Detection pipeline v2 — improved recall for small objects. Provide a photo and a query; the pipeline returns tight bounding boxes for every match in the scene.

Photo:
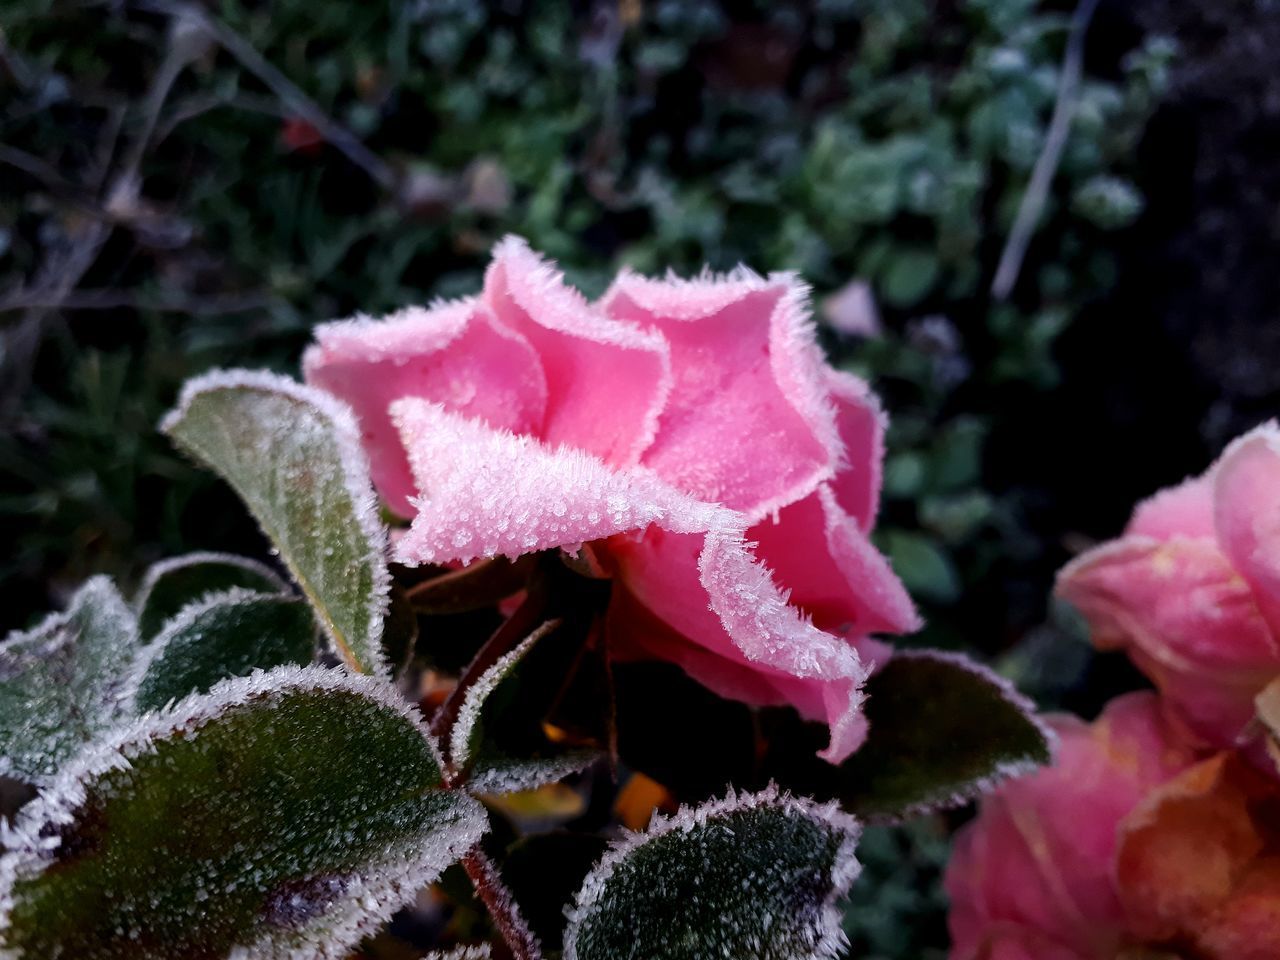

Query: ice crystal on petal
[391,399,736,567]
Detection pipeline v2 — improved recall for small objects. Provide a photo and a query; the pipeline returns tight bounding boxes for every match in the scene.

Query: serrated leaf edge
[0,663,459,959]
[562,783,862,960]
[124,587,315,712]
[869,649,1058,822]
[160,369,392,677]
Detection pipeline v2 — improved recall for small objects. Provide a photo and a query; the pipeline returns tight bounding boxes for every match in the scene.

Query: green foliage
[0,578,135,782]
[828,652,1052,821]
[132,590,316,710]
[563,787,861,960]
[161,371,390,676]
[134,552,288,639]
[0,667,486,960]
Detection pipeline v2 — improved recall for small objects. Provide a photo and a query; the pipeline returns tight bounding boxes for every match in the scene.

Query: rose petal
[609,525,871,761]
[749,485,919,642]
[1213,421,1280,633]
[826,369,887,530]
[945,694,1195,960]
[1056,535,1280,748]
[483,236,670,466]
[1115,753,1274,951]
[390,398,732,566]
[1126,475,1215,540]
[602,267,840,522]
[303,299,547,516]
[1197,859,1280,960]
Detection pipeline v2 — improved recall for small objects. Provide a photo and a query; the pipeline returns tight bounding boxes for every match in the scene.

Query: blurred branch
[134,0,397,192]
[991,0,1101,301]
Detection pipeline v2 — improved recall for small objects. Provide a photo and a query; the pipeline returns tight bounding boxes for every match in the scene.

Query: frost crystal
[0,665,485,960]
[0,577,136,783]
[133,551,289,638]
[128,588,317,712]
[161,369,391,676]
[563,784,861,960]
[391,398,736,567]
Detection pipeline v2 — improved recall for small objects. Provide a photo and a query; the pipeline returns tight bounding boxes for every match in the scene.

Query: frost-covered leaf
[0,665,487,960]
[0,578,135,783]
[423,947,492,960]
[449,621,598,794]
[134,552,289,639]
[161,370,391,676]
[831,650,1053,821]
[563,785,860,960]
[130,589,317,712]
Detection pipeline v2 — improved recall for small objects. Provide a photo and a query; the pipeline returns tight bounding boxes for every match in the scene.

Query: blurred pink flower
[945,693,1199,960]
[1056,422,1280,752]
[303,237,919,762]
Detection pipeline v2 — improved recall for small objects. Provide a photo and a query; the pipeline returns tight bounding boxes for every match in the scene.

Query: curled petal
[945,694,1196,960]
[1056,536,1280,748]
[1213,421,1280,633]
[1116,752,1280,958]
[1126,475,1215,540]
[303,299,547,516]
[602,267,840,522]
[749,484,920,641]
[484,236,671,466]
[610,525,872,762]
[826,369,887,530]
[390,399,733,567]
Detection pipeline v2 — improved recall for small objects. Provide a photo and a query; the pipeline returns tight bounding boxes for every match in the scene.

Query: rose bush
[303,236,919,762]
[1056,422,1280,752]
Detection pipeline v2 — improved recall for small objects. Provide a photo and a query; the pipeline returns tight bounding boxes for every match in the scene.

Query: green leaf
[161,370,391,676]
[0,666,487,959]
[879,247,939,308]
[883,530,960,604]
[131,589,317,711]
[563,786,861,960]
[134,552,289,639]
[0,577,135,782]
[831,651,1052,821]
[450,621,598,794]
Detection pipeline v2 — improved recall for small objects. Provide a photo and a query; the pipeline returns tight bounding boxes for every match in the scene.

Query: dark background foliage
[2,1,1278,956]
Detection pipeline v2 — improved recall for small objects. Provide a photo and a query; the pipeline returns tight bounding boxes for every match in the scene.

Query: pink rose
[303,237,919,762]
[1055,423,1280,752]
[945,693,1199,960]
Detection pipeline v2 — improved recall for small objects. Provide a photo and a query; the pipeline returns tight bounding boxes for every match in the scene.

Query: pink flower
[945,693,1199,960]
[303,237,919,762]
[1055,423,1280,752]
